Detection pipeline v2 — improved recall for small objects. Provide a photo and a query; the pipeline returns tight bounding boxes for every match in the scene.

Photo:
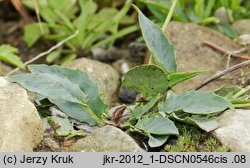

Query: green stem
[232,85,250,98]
[81,105,105,127]
[148,55,154,64]
[66,130,86,139]
[233,103,250,108]
[162,0,178,32]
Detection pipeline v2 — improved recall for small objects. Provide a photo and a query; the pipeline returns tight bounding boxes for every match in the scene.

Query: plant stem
[81,105,105,127]
[162,0,178,32]
[202,40,250,60]
[233,103,250,108]
[232,85,250,98]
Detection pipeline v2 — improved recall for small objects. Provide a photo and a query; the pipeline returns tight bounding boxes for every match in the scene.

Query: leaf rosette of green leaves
[8,65,108,126]
[121,6,233,147]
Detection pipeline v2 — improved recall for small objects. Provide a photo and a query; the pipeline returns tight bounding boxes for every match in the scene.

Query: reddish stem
[202,40,250,60]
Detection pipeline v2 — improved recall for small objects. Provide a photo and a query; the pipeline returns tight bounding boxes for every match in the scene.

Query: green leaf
[47,116,75,136]
[58,54,77,65]
[168,70,207,87]
[0,45,25,69]
[48,0,76,13]
[148,134,169,148]
[24,23,49,47]
[135,115,179,135]
[28,64,107,117]
[131,94,162,118]
[214,86,241,98]
[123,65,168,97]
[216,23,238,38]
[215,86,250,108]
[159,90,233,114]
[204,0,216,18]
[92,25,139,49]
[133,5,177,72]
[49,99,96,126]
[195,0,204,18]
[46,50,62,63]
[170,113,219,132]
[8,73,88,104]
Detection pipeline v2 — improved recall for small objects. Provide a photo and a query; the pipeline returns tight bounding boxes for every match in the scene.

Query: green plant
[140,0,242,38]
[23,0,138,65]
[0,44,25,70]
[7,4,249,149]
[120,5,247,148]
[164,123,229,152]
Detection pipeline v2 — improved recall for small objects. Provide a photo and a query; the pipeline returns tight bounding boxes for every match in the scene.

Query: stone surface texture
[0,77,43,151]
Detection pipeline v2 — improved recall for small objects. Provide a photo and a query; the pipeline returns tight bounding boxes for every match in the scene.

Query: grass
[163,122,229,152]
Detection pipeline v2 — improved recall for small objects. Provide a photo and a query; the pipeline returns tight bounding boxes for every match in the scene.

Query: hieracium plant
[7,2,249,148]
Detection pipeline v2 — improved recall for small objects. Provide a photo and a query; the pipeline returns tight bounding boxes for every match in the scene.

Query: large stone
[232,19,250,35]
[63,126,144,152]
[0,77,43,151]
[165,22,249,92]
[214,109,250,152]
[67,58,119,105]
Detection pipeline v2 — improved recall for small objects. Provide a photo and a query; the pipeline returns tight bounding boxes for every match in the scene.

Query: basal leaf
[135,115,179,135]
[28,64,107,117]
[159,90,233,114]
[123,65,168,97]
[168,70,207,87]
[131,94,161,118]
[0,45,25,70]
[170,112,219,132]
[7,73,88,104]
[134,5,177,72]
[49,99,96,126]
[47,116,75,136]
[148,134,169,148]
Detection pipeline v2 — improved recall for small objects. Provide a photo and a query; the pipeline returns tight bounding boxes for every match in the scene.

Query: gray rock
[91,47,130,63]
[34,136,60,152]
[129,42,147,63]
[0,77,43,151]
[119,86,138,103]
[232,19,250,35]
[67,58,120,105]
[214,7,231,23]
[63,125,144,152]
[165,22,250,92]
[214,109,250,152]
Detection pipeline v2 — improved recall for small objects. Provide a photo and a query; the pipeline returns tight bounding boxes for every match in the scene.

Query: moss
[164,123,229,152]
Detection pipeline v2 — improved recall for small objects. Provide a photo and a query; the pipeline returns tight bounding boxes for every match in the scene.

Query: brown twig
[11,0,33,24]
[195,59,250,90]
[202,40,250,60]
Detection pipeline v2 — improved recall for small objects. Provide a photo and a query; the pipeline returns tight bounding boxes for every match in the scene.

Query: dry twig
[195,59,250,90]
[202,40,250,60]
[5,31,79,76]
[11,0,33,24]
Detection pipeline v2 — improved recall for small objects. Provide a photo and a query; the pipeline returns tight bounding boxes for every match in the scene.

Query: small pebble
[91,47,130,62]
[119,86,138,103]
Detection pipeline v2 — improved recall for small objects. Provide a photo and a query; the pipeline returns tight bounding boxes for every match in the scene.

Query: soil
[166,22,250,92]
